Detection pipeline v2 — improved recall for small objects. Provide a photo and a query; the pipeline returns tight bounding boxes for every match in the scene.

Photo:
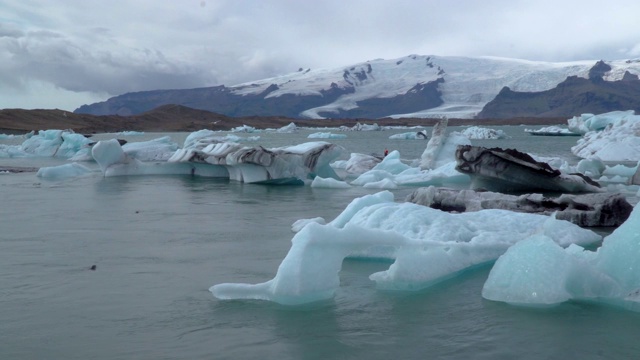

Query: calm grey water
[2,126,640,360]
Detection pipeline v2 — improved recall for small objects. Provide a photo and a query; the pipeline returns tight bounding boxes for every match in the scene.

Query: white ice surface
[211,191,600,305]
[483,202,640,311]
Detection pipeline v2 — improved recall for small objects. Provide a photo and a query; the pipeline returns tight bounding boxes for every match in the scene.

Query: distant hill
[1,105,566,133]
[74,55,640,120]
[478,61,640,118]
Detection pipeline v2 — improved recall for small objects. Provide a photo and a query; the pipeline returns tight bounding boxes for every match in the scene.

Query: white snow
[210,191,601,305]
[228,55,640,119]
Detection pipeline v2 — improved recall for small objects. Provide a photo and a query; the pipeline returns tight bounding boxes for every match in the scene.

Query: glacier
[229,55,640,119]
[210,191,601,305]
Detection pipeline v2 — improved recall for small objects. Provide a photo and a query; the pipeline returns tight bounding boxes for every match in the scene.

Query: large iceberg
[455,145,602,193]
[482,202,640,311]
[211,191,601,305]
[571,114,640,162]
[92,136,344,184]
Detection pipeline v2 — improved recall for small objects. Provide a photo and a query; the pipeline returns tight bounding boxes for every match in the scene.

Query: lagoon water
[2,126,640,359]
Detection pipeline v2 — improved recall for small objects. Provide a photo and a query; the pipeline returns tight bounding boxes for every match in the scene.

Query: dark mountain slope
[478,62,640,118]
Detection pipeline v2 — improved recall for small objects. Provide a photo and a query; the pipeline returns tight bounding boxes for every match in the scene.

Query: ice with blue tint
[311,176,351,188]
[569,111,640,161]
[388,130,428,140]
[231,125,260,133]
[276,122,299,133]
[12,130,92,158]
[567,110,637,134]
[307,132,347,139]
[349,144,470,188]
[93,136,344,184]
[36,163,94,180]
[121,136,179,161]
[483,203,640,311]
[211,191,601,305]
[330,153,381,177]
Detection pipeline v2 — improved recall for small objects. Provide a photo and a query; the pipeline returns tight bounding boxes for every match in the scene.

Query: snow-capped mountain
[75,55,640,119]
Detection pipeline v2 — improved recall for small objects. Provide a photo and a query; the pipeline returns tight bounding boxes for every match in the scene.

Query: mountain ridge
[74,55,640,119]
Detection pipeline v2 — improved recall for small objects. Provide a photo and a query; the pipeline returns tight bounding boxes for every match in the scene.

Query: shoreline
[0,107,569,134]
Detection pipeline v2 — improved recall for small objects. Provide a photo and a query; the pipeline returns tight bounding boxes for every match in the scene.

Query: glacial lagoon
[2,125,640,359]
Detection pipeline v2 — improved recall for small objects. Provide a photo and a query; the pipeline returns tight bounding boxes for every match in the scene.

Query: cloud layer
[2,0,640,110]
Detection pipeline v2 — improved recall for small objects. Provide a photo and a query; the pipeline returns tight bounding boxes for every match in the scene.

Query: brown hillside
[0,105,568,134]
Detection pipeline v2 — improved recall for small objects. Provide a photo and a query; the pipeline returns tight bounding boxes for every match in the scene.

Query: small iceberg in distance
[307,132,347,139]
[388,130,428,140]
[524,126,580,136]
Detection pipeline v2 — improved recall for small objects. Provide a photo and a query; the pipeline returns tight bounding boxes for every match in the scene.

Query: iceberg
[276,122,299,133]
[18,129,92,159]
[388,130,428,140]
[310,176,351,188]
[307,132,347,139]
[211,191,601,305]
[567,110,637,134]
[36,163,94,180]
[482,203,640,311]
[406,186,632,227]
[92,137,344,184]
[460,126,509,139]
[524,126,580,136]
[571,116,640,162]
[330,153,382,177]
[455,145,602,193]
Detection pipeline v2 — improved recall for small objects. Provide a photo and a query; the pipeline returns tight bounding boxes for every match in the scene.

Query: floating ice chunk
[372,150,411,174]
[420,118,471,170]
[277,122,299,133]
[576,157,606,177]
[116,131,144,136]
[524,126,580,136]
[461,126,509,139]
[571,112,640,161]
[121,136,179,161]
[483,203,640,311]
[567,110,636,134]
[363,178,398,189]
[482,235,581,305]
[36,163,93,180]
[307,132,347,139]
[291,217,326,233]
[231,125,260,133]
[330,153,381,176]
[96,137,343,184]
[311,176,351,188]
[211,191,600,305]
[18,129,92,158]
[388,130,428,140]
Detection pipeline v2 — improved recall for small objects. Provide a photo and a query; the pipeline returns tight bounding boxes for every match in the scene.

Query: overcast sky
[2,0,640,111]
